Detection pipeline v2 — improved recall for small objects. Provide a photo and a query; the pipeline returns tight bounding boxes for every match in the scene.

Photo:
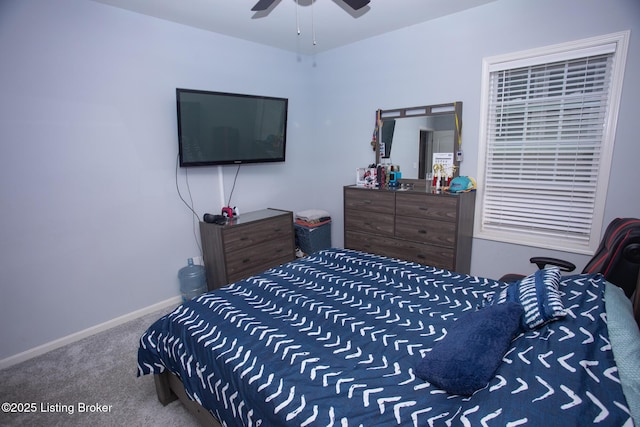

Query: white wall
[1,0,639,362]
[313,0,640,280]
[0,0,318,360]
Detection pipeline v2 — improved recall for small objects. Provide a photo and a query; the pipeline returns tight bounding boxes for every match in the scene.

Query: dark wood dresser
[199,208,296,290]
[344,186,475,273]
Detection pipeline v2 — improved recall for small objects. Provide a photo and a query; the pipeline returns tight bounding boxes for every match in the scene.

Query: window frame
[474,31,630,255]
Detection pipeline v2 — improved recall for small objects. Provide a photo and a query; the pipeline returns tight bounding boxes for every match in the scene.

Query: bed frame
[152,274,640,427]
[154,370,222,427]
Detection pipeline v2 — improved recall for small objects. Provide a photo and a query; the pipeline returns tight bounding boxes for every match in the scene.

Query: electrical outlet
[192,256,204,266]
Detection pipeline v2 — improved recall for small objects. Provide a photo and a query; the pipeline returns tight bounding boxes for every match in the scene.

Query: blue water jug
[178,258,207,302]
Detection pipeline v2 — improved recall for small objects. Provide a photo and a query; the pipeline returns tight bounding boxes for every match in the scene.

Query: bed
[138,248,640,426]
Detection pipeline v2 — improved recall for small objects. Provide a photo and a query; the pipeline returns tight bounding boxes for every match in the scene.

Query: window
[475,32,629,254]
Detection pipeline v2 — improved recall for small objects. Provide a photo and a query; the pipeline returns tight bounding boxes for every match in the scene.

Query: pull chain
[311,0,316,45]
[294,0,317,47]
[296,0,300,35]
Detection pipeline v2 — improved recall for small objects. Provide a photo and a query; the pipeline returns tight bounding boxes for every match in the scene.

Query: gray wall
[1,0,639,361]
[0,0,318,360]
[312,0,640,279]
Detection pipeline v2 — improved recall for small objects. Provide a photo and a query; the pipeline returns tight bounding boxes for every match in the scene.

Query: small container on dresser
[343,186,475,274]
[199,208,296,290]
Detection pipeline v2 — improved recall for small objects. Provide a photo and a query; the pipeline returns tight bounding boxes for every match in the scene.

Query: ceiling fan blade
[251,0,277,12]
[343,0,370,10]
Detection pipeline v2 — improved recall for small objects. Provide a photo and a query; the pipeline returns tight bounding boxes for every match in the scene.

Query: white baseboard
[0,296,182,371]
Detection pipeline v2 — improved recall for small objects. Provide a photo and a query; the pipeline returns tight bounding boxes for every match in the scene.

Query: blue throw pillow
[416,302,524,396]
[492,267,565,330]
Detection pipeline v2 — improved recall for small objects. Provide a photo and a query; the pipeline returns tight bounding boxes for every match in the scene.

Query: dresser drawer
[345,209,394,237]
[227,255,293,284]
[396,192,458,221]
[344,188,395,215]
[395,216,457,247]
[394,242,454,271]
[223,216,291,252]
[226,239,292,283]
[345,231,403,260]
[346,230,454,270]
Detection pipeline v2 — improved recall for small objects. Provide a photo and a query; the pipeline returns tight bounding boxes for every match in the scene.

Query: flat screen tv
[176,89,288,167]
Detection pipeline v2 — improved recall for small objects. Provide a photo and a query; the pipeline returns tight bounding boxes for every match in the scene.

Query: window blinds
[481,52,614,247]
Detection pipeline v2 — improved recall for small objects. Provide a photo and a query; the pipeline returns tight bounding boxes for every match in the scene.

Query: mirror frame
[375,101,462,187]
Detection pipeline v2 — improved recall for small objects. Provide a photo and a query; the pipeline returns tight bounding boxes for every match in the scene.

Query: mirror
[376,102,462,181]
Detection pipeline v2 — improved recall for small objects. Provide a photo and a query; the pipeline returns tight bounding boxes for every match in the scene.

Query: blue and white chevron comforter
[138,248,633,426]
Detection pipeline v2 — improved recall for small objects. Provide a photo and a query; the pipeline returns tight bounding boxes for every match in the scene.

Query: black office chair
[500,218,640,298]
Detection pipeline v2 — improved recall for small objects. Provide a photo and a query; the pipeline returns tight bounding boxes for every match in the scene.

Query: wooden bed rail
[154,371,222,427]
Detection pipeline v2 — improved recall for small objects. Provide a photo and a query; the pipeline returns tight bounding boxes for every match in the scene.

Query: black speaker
[203,213,227,224]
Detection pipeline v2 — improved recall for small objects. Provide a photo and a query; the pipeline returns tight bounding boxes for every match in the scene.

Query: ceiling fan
[252,0,371,12]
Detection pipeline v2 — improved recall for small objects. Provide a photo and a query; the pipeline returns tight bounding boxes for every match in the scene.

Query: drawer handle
[242,258,250,264]
[240,237,249,241]
[418,230,426,234]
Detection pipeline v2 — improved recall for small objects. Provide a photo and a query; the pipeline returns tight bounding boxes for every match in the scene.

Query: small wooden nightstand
[199,208,296,290]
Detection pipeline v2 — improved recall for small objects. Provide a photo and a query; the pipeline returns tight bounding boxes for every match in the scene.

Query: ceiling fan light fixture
[252,0,371,13]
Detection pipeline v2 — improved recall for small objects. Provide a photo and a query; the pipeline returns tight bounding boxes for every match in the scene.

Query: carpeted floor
[0,307,201,427]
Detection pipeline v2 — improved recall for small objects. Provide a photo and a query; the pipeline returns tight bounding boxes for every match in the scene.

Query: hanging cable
[175,153,202,255]
[227,164,241,207]
[176,153,198,218]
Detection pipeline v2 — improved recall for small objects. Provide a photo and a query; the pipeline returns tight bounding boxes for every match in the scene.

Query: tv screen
[176,89,288,167]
